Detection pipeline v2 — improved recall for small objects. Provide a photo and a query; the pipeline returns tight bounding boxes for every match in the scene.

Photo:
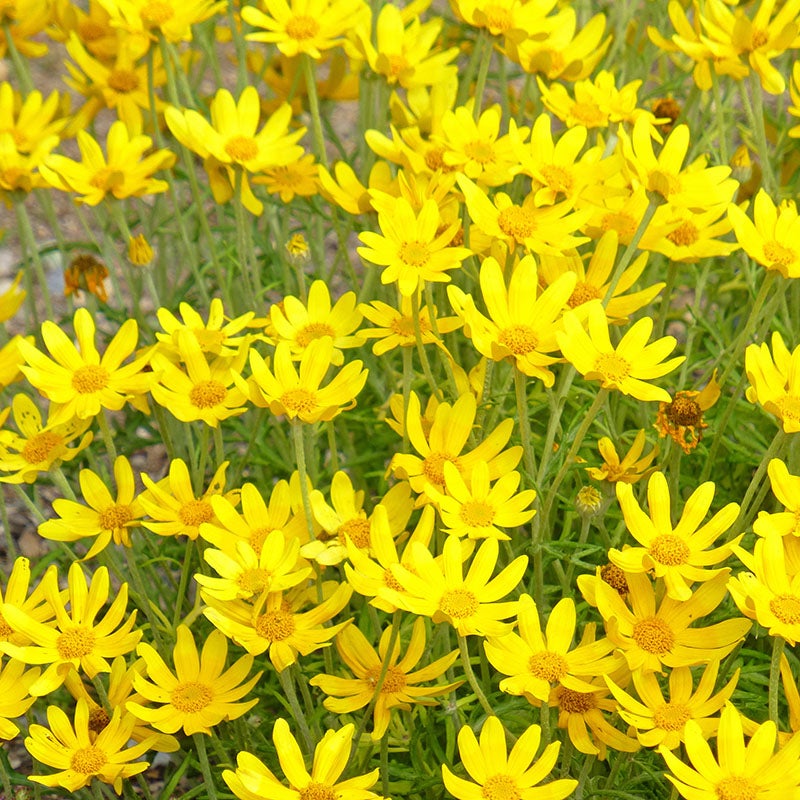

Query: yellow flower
[203,583,352,672]
[583,571,751,674]
[41,121,175,205]
[310,618,461,740]
[753,458,800,537]
[244,338,368,424]
[223,718,381,800]
[358,196,471,296]
[0,556,57,647]
[127,233,153,265]
[0,129,59,195]
[791,61,800,138]
[0,393,93,484]
[0,83,66,154]
[745,331,800,432]
[242,0,369,59]
[610,472,740,601]
[442,715,577,800]
[165,88,305,215]
[0,0,51,58]
[448,254,576,386]
[18,307,153,426]
[383,536,527,637]
[25,699,157,794]
[0,271,25,322]
[586,429,659,484]
[126,625,261,736]
[641,205,738,263]
[253,152,319,202]
[390,390,522,496]
[38,455,145,558]
[660,704,800,800]
[0,562,141,696]
[424,460,536,540]
[557,300,684,403]
[485,595,621,703]
[98,0,226,43]
[0,335,31,390]
[728,189,800,278]
[606,661,739,750]
[0,658,40,740]
[656,372,721,454]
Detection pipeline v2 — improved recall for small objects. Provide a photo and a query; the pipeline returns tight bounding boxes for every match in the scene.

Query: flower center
[141,0,174,25]
[391,315,428,339]
[383,566,406,591]
[255,608,296,641]
[528,651,568,682]
[715,775,758,800]
[648,170,681,200]
[78,20,106,40]
[481,774,520,800]
[193,328,227,352]
[421,452,462,487]
[179,499,214,528]
[99,503,134,531]
[480,5,512,32]
[497,205,536,241]
[463,140,496,165]
[398,241,431,267]
[653,702,691,731]
[89,166,120,190]
[632,617,675,655]
[774,395,800,423]
[71,746,107,774]
[667,221,699,247]
[568,282,601,308]
[298,783,336,800]
[459,501,496,528]
[571,102,606,127]
[600,563,629,595]
[338,517,371,549]
[556,686,598,713]
[769,594,800,624]
[438,588,479,619]
[540,164,573,195]
[366,664,407,693]
[88,706,110,733]
[666,393,702,426]
[237,567,272,595]
[225,135,258,163]
[280,388,318,414]
[0,611,13,639]
[763,240,796,269]
[72,365,110,394]
[750,28,769,49]
[286,14,319,40]
[249,526,275,555]
[648,534,690,566]
[21,431,64,464]
[107,69,140,93]
[171,681,213,713]
[190,380,227,409]
[593,352,631,384]
[296,322,336,348]
[601,211,637,239]
[425,146,446,171]
[499,324,538,355]
[56,627,96,659]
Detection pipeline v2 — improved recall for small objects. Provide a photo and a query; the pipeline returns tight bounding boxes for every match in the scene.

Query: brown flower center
[421,452,462,487]
[179,499,214,528]
[568,282,601,308]
[600,563,629,596]
[21,431,64,464]
[366,664,407,693]
[107,69,140,93]
[338,517,371,549]
[99,503,134,531]
[88,706,110,733]
[769,594,800,624]
[632,617,675,655]
[666,221,699,247]
[666,393,702,426]
[556,686,597,713]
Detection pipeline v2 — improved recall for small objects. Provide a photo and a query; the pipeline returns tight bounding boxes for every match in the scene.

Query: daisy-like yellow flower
[382,536,527,637]
[357,196,471,297]
[242,0,369,59]
[0,557,57,647]
[0,335,31,391]
[139,458,235,540]
[656,372,721,454]
[0,84,66,155]
[484,595,621,703]
[126,625,261,736]
[358,294,462,355]
[745,331,800,432]
[728,189,800,278]
[244,338,368,424]
[660,704,800,800]
[149,331,249,426]
[0,658,40,740]
[610,472,740,601]
[0,0,51,59]
[0,272,25,323]
[269,280,364,365]
[38,455,144,558]
[0,562,141,696]
[583,571,751,674]
[41,121,175,205]
[0,393,93,484]
[424,460,535,540]
[203,583,352,672]
[641,205,738,263]
[606,661,739,750]
[557,300,684,403]
[18,307,153,426]
[25,699,157,794]
[442,715,577,800]
[224,718,381,800]
[165,88,305,215]
[390,391,522,496]
[0,129,57,196]
[253,153,319,202]
[458,176,590,257]
[448,254,576,386]
[753,458,800,538]
[310,618,462,740]
[586,429,658,484]
[155,298,255,359]
[98,0,226,43]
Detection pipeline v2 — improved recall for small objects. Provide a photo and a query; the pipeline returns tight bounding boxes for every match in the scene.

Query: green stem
[741,70,777,194]
[301,54,329,169]
[711,71,729,165]
[291,418,316,541]
[192,732,219,800]
[278,668,315,754]
[603,200,658,305]
[172,540,195,628]
[232,167,257,306]
[457,634,495,719]
[401,344,413,454]
[472,32,493,121]
[769,635,785,727]
[14,198,53,323]
[97,409,118,463]
[575,753,596,800]
[514,367,536,480]
[411,292,443,400]
[2,22,34,92]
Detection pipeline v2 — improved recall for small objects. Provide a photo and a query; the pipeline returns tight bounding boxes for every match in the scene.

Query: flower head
[586,429,658,484]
